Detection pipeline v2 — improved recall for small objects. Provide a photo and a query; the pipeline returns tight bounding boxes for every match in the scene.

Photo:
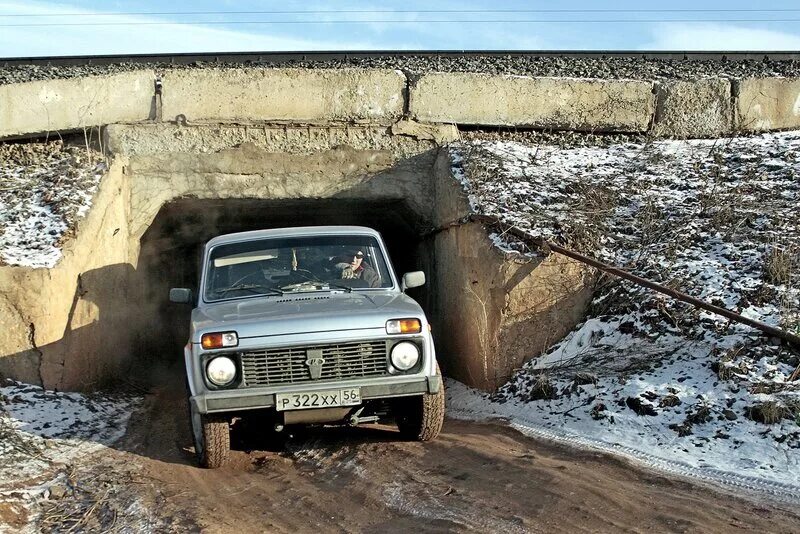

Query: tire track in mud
[54,381,800,533]
[448,407,800,507]
[284,432,530,532]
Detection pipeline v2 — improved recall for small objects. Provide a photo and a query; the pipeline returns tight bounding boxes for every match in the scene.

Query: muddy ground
[16,373,798,534]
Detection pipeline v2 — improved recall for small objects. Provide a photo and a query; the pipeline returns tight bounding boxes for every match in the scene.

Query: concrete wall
[160,68,406,124]
[427,152,595,390]
[652,79,733,137]
[410,73,655,132]
[736,77,800,132]
[0,71,155,139]
[0,160,135,389]
[2,69,800,140]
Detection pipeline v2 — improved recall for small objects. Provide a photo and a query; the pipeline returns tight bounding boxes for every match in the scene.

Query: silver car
[170,226,444,468]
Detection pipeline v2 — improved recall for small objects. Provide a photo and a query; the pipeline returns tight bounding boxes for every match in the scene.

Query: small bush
[572,372,597,388]
[526,374,557,401]
[659,394,682,408]
[590,403,607,420]
[685,403,713,425]
[764,245,794,285]
[625,396,658,416]
[746,401,790,425]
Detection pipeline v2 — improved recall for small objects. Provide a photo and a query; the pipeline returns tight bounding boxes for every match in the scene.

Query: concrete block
[653,79,733,138]
[410,73,655,132]
[390,119,459,144]
[161,68,406,124]
[0,71,155,139]
[737,77,800,131]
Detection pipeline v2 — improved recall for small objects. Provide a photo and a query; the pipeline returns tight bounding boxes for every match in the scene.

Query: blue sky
[2,1,800,57]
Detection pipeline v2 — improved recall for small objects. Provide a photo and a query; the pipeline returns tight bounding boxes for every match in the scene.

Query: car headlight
[206,356,237,386]
[390,341,420,371]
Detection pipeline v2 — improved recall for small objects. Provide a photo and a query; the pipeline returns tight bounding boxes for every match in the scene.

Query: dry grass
[746,401,792,425]
[764,245,795,286]
[526,374,557,401]
[763,244,799,333]
[659,394,682,408]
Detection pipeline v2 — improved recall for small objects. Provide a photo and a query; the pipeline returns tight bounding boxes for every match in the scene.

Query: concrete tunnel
[0,125,595,393]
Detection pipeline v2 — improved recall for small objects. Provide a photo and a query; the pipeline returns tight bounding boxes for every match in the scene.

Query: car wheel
[190,402,230,468]
[396,375,445,442]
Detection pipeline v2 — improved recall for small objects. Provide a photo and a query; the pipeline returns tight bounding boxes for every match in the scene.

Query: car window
[204,235,394,302]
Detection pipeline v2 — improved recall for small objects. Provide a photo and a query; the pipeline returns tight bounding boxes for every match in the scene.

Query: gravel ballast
[2,54,800,85]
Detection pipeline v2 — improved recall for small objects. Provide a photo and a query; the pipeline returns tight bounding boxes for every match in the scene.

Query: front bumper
[193,375,442,414]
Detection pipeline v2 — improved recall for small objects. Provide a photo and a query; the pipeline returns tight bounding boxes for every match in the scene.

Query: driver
[334,250,380,287]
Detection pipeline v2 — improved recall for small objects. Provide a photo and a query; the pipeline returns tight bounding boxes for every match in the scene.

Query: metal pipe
[470,214,800,348]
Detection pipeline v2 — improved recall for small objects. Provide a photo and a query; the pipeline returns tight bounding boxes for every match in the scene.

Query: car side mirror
[401,271,425,292]
[169,288,193,304]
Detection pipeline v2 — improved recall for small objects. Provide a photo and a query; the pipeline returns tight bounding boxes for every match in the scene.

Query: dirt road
[47,383,800,533]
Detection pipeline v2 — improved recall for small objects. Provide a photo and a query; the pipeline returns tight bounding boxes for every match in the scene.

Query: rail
[3,50,800,67]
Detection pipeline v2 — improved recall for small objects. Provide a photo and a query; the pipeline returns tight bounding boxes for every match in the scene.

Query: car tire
[396,372,445,442]
[190,402,230,468]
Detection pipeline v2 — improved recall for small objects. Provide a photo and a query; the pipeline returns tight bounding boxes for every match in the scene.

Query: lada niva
[170,226,444,468]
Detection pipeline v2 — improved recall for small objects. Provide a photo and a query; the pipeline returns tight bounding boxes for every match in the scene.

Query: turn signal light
[201,331,238,350]
[386,319,422,334]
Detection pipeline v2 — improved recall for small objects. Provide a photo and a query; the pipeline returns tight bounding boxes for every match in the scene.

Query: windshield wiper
[213,284,284,297]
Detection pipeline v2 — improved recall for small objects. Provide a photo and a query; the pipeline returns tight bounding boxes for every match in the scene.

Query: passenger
[335,250,380,287]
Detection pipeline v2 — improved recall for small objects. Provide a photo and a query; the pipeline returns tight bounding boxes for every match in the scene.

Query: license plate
[275,388,361,411]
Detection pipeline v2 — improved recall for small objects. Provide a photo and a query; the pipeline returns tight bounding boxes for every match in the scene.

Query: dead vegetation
[0,137,106,266]
[746,401,794,425]
[525,374,557,401]
[33,457,182,533]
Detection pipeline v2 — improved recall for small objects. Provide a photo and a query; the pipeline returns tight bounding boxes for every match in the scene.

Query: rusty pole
[470,214,800,349]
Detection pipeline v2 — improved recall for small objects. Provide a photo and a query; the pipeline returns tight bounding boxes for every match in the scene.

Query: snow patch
[450,130,800,499]
[0,381,138,532]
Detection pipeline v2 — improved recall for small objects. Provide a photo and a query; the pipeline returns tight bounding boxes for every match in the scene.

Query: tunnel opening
[134,198,434,370]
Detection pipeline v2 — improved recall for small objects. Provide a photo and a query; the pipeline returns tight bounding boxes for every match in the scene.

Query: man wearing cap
[334,250,380,287]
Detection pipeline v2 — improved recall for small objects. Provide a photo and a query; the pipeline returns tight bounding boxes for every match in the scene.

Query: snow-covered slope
[0,381,138,533]
[450,131,800,494]
[0,141,105,268]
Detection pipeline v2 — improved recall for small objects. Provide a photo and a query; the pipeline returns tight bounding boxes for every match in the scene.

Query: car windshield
[203,234,394,302]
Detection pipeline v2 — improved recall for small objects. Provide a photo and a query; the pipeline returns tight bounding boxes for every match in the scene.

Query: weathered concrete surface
[0,71,154,140]
[737,77,800,131]
[426,152,595,390]
[161,68,405,124]
[0,160,135,390]
[0,294,40,385]
[390,119,460,144]
[126,144,397,240]
[653,79,733,138]
[105,123,440,237]
[104,123,433,158]
[411,73,655,132]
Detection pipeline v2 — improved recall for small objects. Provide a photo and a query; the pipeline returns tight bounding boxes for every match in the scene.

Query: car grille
[240,340,390,387]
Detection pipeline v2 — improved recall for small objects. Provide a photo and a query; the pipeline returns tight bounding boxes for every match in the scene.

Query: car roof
[205,225,383,248]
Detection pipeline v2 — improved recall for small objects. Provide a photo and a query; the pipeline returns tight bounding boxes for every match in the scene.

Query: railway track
[3,50,800,67]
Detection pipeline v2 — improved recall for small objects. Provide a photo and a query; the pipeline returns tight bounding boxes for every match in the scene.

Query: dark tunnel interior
[134,198,434,365]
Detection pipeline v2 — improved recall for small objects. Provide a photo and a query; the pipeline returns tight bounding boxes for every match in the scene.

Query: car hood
[190,291,424,342]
